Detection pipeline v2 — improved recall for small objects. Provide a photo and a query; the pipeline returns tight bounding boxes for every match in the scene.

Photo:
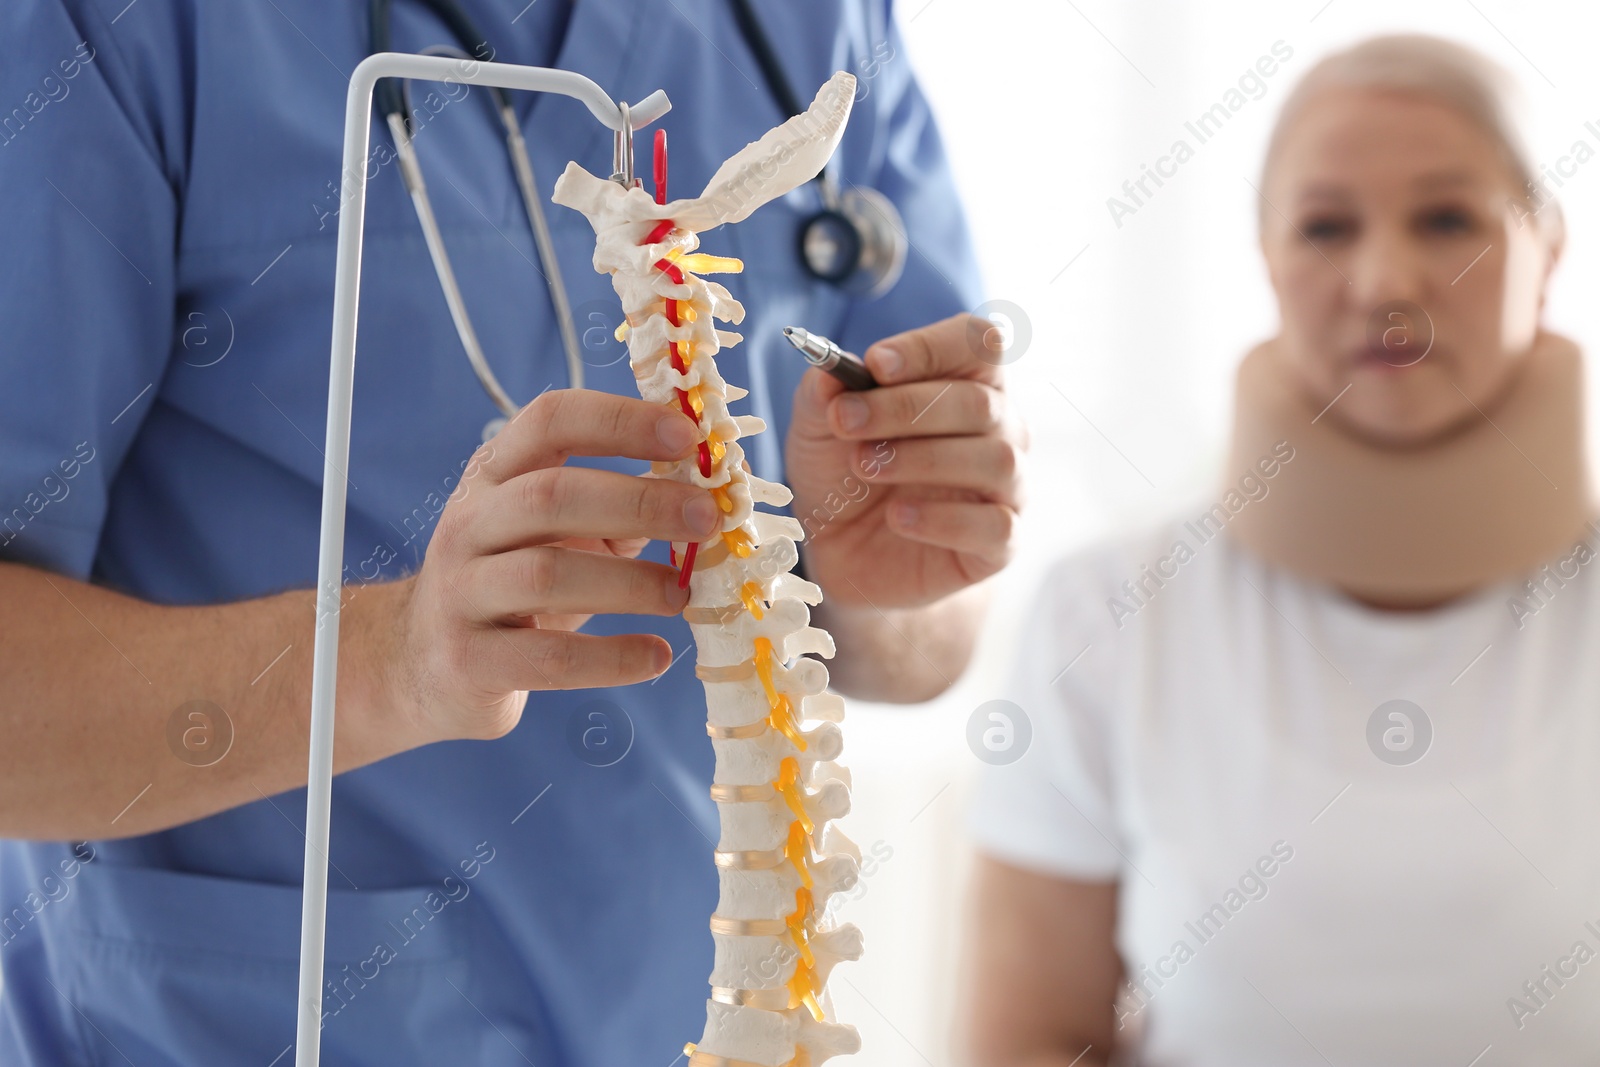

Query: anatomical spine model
[552,73,863,1066]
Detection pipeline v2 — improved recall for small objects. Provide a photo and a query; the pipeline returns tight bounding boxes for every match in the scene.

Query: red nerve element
[654,129,668,205]
[655,260,713,480]
[656,259,685,286]
[679,541,699,589]
[639,130,708,587]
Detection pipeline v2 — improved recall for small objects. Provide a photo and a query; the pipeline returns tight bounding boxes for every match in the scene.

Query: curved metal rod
[295,51,669,1067]
[356,51,670,130]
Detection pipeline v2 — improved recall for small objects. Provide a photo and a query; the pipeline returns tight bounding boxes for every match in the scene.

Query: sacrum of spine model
[553,72,864,1066]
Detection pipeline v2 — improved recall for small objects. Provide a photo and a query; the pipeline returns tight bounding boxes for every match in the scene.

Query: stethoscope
[369,0,908,439]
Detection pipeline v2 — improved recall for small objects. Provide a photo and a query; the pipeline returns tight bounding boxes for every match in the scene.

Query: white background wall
[832,1,1600,1062]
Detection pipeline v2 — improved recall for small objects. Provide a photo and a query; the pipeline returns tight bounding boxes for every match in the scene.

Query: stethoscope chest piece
[798,181,908,299]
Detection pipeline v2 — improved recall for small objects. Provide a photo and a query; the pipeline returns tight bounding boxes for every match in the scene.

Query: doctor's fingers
[827,378,1007,441]
[455,547,688,623]
[889,499,1017,571]
[442,467,722,556]
[474,390,701,484]
[854,435,1026,509]
[462,627,673,693]
[864,312,1006,389]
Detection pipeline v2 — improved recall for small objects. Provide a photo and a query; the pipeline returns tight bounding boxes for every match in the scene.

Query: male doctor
[0,1,1021,1063]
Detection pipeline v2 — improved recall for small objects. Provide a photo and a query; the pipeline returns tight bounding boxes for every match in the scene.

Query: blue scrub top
[0,1,981,1064]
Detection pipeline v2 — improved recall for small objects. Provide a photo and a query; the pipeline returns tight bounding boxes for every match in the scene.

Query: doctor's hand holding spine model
[0,2,1017,1064]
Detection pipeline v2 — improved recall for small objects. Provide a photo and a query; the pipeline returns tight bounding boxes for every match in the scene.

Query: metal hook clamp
[611,100,635,188]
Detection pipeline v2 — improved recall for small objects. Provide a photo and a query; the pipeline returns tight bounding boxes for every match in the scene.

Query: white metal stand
[294,52,669,1067]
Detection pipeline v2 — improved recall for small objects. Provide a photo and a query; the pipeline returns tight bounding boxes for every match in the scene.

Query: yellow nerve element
[722,528,754,557]
[678,253,744,274]
[769,693,806,751]
[753,637,808,751]
[783,820,813,889]
[788,957,825,1021]
[777,757,814,835]
[738,581,765,620]
[786,887,816,968]
[753,637,777,700]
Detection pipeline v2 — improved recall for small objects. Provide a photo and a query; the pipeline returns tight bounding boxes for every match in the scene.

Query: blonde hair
[1260,34,1562,242]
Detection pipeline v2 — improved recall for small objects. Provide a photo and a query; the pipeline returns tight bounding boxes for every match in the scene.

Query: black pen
[782,327,879,391]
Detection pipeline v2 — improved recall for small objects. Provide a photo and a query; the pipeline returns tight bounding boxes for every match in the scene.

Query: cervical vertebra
[554,72,863,1066]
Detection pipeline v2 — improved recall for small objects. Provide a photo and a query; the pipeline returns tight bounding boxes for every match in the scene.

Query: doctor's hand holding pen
[785,312,1027,703]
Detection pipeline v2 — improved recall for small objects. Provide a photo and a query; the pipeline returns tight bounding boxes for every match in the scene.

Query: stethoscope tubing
[376,0,907,435]
[390,42,587,424]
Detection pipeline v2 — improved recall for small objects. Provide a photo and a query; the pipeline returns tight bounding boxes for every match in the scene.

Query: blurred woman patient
[960,34,1600,1066]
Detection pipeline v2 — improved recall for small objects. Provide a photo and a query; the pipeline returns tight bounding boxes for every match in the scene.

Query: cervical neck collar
[1222,333,1595,607]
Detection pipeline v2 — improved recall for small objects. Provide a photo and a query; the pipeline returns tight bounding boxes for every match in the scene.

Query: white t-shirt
[969,513,1600,1066]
